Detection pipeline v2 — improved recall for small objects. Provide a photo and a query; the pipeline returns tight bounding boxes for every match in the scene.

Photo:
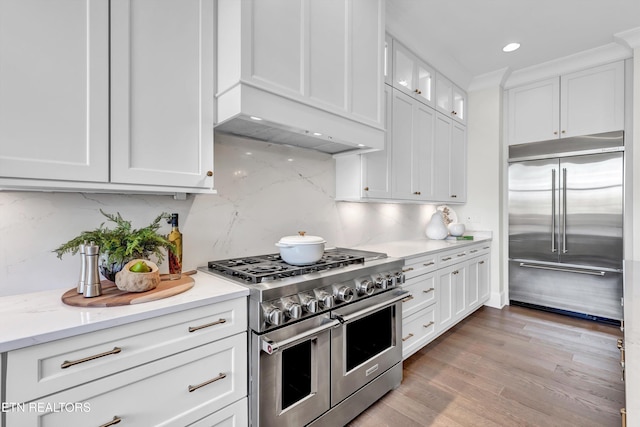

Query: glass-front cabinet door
[392,41,434,107]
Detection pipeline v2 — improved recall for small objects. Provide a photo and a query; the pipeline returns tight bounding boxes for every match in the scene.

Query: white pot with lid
[275,231,326,265]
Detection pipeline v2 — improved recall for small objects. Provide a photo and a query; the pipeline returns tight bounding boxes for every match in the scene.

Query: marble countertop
[0,272,248,353]
[355,231,493,260]
[623,260,640,424]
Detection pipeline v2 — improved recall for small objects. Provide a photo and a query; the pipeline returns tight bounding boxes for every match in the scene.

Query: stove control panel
[259,269,405,328]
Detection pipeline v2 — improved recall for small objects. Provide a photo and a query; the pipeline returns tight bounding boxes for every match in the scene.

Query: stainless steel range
[200,248,407,427]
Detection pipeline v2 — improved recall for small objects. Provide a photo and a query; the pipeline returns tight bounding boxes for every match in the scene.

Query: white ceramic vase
[425,212,449,240]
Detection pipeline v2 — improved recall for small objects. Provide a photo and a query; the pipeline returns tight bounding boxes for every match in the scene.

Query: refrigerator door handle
[519,262,605,276]
[562,167,568,254]
[551,169,557,253]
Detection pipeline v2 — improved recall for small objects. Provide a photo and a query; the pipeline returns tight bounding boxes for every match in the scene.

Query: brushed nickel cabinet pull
[364,187,369,191]
[188,372,227,392]
[413,191,421,195]
[402,295,414,303]
[99,416,122,427]
[483,246,490,249]
[423,262,435,266]
[423,321,435,328]
[423,288,435,294]
[451,194,457,198]
[402,333,414,342]
[442,257,452,261]
[61,347,122,369]
[457,253,466,257]
[189,318,227,333]
[402,267,414,272]
[479,261,485,264]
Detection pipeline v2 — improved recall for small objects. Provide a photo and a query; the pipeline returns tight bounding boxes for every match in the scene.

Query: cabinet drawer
[439,249,468,266]
[6,297,247,403]
[403,254,438,280]
[188,397,247,427]
[6,333,247,427]
[401,272,437,317]
[402,305,437,360]
[466,243,491,258]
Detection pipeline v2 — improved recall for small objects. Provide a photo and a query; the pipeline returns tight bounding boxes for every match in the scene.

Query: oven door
[330,289,408,405]
[251,314,339,427]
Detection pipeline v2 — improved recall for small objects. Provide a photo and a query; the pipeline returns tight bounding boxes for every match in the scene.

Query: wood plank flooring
[349,305,625,427]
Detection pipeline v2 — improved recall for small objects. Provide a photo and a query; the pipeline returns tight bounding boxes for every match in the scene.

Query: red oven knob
[263,306,284,326]
[335,285,354,303]
[356,279,374,296]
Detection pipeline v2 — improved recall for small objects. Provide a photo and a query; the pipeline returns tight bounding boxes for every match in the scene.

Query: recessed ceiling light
[313,132,322,136]
[502,42,520,53]
[250,116,263,121]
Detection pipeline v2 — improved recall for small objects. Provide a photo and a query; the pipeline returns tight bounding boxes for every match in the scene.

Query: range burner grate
[206,249,366,283]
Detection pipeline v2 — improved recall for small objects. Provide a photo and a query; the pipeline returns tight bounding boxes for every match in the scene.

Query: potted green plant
[54,210,176,281]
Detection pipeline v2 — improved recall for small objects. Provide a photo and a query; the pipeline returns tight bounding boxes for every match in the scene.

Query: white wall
[0,133,439,297]
[455,86,505,308]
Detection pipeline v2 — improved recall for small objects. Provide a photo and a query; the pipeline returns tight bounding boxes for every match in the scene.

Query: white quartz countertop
[0,272,248,353]
[623,260,640,425]
[355,231,492,260]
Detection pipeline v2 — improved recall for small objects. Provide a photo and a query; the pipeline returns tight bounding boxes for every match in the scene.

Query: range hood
[215,114,366,155]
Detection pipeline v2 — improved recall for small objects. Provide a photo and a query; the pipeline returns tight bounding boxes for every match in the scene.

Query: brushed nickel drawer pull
[457,253,466,257]
[423,288,435,294]
[470,249,478,253]
[423,262,435,266]
[442,257,452,261]
[99,416,122,427]
[61,347,122,369]
[402,267,414,272]
[479,261,485,264]
[189,318,227,333]
[188,372,227,392]
[423,321,435,328]
[402,295,414,303]
[483,246,490,250]
[402,333,414,342]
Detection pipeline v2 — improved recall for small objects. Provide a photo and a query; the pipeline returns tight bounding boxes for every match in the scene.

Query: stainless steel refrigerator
[508,131,624,323]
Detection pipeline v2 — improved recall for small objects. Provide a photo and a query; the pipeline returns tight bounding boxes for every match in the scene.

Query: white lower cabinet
[188,397,247,427]
[4,297,248,427]
[401,242,491,359]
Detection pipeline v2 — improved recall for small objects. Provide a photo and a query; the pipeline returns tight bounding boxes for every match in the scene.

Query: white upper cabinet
[507,61,624,145]
[435,73,467,125]
[110,0,214,189]
[0,0,109,183]
[216,0,385,153]
[392,41,435,107]
[391,89,436,201]
[434,112,467,203]
[0,0,215,193]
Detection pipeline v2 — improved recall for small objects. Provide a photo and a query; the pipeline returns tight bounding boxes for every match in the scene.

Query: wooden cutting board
[61,273,195,307]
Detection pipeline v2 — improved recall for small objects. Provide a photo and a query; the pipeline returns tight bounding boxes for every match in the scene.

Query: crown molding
[503,42,632,89]
[614,26,640,49]
[468,67,511,92]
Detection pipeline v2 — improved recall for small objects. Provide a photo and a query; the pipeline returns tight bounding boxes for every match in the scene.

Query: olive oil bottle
[167,213,182,280]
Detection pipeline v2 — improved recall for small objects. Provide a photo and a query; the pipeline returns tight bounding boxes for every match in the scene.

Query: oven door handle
[261,319,341,355]
[331,290,409,324]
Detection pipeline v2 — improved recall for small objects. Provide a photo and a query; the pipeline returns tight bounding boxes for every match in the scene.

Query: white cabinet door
[434,112,467,203]
[507,77,560,145]
[435,73,467,124]
[392,41,435,107]
[477,254,491,302]
[437,266,454,332]
[561,61,625,138]
[110,0,214,189]
[391,89,435,201]
[0,0,109,182]
[507,61,625,145]
[362,85,393,199]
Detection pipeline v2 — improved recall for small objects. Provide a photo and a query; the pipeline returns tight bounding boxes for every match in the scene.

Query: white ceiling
[386,0,640,88]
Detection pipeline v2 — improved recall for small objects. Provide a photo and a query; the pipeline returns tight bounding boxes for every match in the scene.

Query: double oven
[202,248,407,427]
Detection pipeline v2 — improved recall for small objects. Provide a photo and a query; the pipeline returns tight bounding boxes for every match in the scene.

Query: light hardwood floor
[349,305,625,427]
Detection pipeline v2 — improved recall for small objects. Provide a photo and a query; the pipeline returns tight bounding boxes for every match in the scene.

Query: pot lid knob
[298,231,306,236]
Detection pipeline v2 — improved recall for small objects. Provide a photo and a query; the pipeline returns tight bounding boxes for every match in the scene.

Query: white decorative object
[448,222,466,237]
[425,212,449,240]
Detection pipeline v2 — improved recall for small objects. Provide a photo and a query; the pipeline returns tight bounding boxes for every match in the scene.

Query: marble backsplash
[0,133,439,297]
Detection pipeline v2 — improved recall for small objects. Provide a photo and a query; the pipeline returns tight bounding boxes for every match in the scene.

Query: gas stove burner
[244,265,290,275]
[205,248,380,284]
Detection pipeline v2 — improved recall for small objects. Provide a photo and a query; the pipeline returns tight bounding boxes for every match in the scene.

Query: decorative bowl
[115,259,161,292]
